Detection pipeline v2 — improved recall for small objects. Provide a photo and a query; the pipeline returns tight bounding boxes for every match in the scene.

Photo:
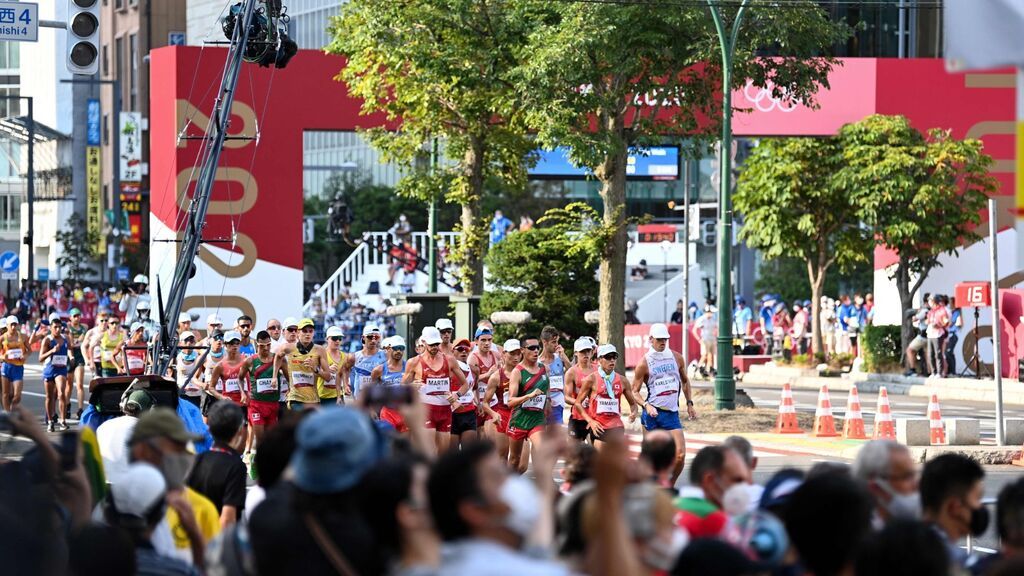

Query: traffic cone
[813,385,840,437]
[842,385,867,439]
[774,383,803,434]
[928,394,947,445]
[873,386,896,440]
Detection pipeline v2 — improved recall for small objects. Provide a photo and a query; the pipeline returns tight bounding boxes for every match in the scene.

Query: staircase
[303,231,461,314]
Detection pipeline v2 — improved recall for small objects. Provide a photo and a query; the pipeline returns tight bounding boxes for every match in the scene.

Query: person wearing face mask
[920,453,988,570]
[674,445,750,538]
[428,440,568,576]
[852,440,921,527]
[126,408,221,568]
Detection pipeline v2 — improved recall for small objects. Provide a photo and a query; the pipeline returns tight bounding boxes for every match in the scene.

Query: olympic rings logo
[742,81,801,113]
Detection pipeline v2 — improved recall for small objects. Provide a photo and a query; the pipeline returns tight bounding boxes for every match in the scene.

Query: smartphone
[58,430,79,471]
[365,384,413,408]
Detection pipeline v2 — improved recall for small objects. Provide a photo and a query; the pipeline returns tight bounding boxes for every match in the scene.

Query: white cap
[179,331,196,342]
[178,312,192,324]
[206,314,223,326]
[5,315,18,326]
[48,313,62,323]
[223,330,242,343]
[110,463,166,517]
[386,335,406,348]
[597,344,618,357]
[83,287,92,293]
[422,326,443,345]
[434,318,454,331]
[133,274,149,285]
[503,339,521,353]
[362,323,382,336]
[573,337,595,352]
[136,301,150,311]
[283,316,299,329]
[130,322,145,334]
[649,323,671,339]
[326,326,344,338]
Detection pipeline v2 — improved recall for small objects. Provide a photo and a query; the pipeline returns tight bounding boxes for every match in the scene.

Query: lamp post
[707,0,749,410]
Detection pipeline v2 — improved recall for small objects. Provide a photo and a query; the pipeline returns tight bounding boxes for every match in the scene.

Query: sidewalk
[740,363,1024,405]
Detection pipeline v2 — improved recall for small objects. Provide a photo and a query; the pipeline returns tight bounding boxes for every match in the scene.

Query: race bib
[51,354,67,367]
[101,351,113,362]
[128,356,145,371]
[293,371,315,387]
[6,348,22,360]
[502,391,510,405]
[523,393,546,411]
[457,390,475,406]
[549,375,564,391]
[596,396,621,415]
[92,346,101,361]
[357,375,371,390]
[423,377,450,396]
[648,377,678,397]
[322,377,337,389]
[225,378,241,393]
[256,378,276,394]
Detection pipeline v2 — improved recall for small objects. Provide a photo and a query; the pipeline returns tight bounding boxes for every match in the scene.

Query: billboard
[529,146,680,180]
[119,112,143,183]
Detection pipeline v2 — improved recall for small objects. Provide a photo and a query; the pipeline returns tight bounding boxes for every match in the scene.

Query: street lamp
[707,0,749,410]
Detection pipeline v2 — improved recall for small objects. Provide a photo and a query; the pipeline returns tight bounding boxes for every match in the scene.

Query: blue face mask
[181,350,197,362]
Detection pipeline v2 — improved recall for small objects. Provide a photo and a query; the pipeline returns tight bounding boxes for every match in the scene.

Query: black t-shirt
[186,445,247,514]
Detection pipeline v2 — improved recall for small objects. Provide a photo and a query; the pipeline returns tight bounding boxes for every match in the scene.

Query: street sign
[1,272,15,280]
[116,266,130,281]
[0,2,38,42]
[168,31,185,46]
[955,282,992,307]
[37,267,48,281]
[0,250,18,274]
[86,99,100,146]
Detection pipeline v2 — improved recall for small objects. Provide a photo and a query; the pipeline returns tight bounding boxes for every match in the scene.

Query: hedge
[861,324,902,373]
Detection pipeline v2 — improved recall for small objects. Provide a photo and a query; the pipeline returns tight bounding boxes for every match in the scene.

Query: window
[115,36,124,104]
[0,42,19,71]
[103,113,109,145]
[115,0,124,10]
[102,45,109,77]
[0,87,19,117]
[128,34,137,110]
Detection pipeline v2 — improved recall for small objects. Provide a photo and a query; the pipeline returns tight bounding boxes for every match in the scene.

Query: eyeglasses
[286,327,298,332]
[392,346,406,352]
[184,338,196,343]
[455,346,470,353]
[329,336,343,342]
[268,325,281,330]
[213,336,224,342]
[109,322,121,327]
[440,329,453,334]
[364,334,381,340]
[602,353,619,361]
[525,344,541,351]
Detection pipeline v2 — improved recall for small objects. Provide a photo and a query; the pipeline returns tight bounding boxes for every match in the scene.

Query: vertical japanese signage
[119,112,142,183]
[86,146,104,255]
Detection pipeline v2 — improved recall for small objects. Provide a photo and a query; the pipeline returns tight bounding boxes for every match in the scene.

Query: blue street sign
[87,99,100,146]
[168,31,185,46]
[37,268,48,281]
[0,250,18,273]
[116,266,130,281]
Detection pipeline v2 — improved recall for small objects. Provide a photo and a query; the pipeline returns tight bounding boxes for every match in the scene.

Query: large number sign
[955,282,992,308]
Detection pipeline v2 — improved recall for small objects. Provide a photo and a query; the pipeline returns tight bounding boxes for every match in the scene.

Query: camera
[365,384,413,408]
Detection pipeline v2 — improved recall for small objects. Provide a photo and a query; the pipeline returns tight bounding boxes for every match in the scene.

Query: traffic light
[67,0,100,75]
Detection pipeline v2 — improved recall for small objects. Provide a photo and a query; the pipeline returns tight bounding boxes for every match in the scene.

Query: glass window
[129,34,138,110]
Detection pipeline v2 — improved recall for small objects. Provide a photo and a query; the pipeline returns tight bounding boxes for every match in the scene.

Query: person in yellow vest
[282,318,331,411]
[98,315,126,377]
[1,315,44,411]
[318,325,349,405]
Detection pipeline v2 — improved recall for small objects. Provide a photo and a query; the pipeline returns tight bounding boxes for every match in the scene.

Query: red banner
[955,282,992,308]
[623,324,700,369]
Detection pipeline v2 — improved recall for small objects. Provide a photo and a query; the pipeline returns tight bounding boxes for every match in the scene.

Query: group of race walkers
[4,299,697,474]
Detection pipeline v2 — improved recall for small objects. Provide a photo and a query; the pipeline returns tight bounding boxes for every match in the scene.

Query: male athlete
[283,318,331,410]
[538,325,570,428]
[318,325,348,405]
[632,322,695,482]
[435,318,455,355]
[236,315,256,356]
[207,330,249,406]
[575,343,640,449]
[564,337,597,442]
[241,330,289,451]
[345,323,386,400]
[506,337,550,474]
[450,338,479,450]
[66,308,89,419]
[481,339,521,463]
[468,327,502,438]
[403,326,469,455]
[373,336,409,433]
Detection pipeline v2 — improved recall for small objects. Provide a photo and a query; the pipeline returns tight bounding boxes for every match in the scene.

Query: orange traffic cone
[929,394,947,445]
[873,386,896,440]
[774,383,803,434]
[813,385,840,437]
[842,385,867,439]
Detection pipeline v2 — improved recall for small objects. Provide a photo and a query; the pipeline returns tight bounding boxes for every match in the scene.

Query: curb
[907,446,1022,466]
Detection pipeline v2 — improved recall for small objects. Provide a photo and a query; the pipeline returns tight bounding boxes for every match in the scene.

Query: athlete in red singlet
[468,327,502,435]
[564,337,597,442]
[573,343,639,448]
[482,339,521,463]
[403,326,469,455]
[208,331,249,406]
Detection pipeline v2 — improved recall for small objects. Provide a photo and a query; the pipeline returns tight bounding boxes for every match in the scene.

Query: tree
[754,256,872,310]
[838,115,997,351]
[481,203,606,341]
[327,0,535,294]
[56,213,100,280]
[736,137,872,356]
[517,2,848,360]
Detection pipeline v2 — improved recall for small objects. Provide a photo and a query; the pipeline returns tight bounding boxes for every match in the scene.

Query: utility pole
[707,0,749,410]
[428,137,439,292]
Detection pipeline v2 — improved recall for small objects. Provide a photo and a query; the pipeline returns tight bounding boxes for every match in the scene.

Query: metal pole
[112,79,122,279]
[708,0,748,410]
[428,138,438,293]
[897,0,907,58]
[682,159,690,365]
[26,97,34,282]
[989,198,1005,445]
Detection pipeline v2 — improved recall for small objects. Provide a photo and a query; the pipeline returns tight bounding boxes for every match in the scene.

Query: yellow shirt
[287,347,319,404]
[165,487,220,558]
[100,331,124,370]
[317,349,346,400]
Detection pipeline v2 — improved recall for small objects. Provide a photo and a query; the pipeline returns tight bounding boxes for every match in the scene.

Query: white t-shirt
[96,416,138,484]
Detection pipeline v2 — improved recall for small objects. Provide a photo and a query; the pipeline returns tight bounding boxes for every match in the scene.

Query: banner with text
[86,146,104,255]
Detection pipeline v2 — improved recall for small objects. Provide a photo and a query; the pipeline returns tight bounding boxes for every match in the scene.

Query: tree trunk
[459,136,486,295]
[808,262,825,360]
[595,117,628,369]
[895,259,915,354]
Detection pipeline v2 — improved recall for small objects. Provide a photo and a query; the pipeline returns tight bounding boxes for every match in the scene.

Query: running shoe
[47,420,55,433]
[58,421,69,432]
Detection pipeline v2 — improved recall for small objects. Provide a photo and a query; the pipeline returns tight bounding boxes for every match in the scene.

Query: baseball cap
[283,317,299,329]
[69,308,82,316]
[503,339,521,353]
[421,326,442,345]
[136,301,150,311]
[386,335,406,349]
[454,338,472,349]
[5,315,17,326]
[597,344,618,357]
[109,463,166,517]
[573,337,595,352]
[649,323,671,339]
[223,330,242,343]
[129,408,204,445]
[291,407,387,494]
[362,323,381,336]
[124,389,156,413]
[179,331,196,342]
[474,327,493,339]
[326,326,344,338]
[435,318,454,331]
[130,322,145,334]
[48,313,62,324]
[759,469,805,513]
[178,312,192,323]
[297,318,314,329]
[206,314,223,326]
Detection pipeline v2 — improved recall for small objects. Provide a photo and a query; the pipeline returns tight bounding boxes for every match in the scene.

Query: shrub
[862,324,902,373]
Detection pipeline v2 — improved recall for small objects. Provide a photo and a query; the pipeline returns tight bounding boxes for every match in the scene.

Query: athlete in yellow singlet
[99,316,125,377]
[317,326,349,405]
[284,318,330,410]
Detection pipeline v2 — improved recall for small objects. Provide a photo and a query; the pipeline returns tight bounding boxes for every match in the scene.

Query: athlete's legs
[74,365,85,412]
[44,379,56,424]
[11,379,23,408]
[434,431,450,453]
[520,431,544,475]
[55,375,68,424]
[508,437,525,472]
[496,430,510,463]
[459,428,478,447]
[0,376,10,411]
[251,424,265,451]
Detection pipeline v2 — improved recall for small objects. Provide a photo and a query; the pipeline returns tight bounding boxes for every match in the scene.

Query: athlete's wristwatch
[686,399,694,406]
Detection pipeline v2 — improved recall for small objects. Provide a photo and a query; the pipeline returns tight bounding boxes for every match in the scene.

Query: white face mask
[643,527,689,571]
[498,475,541,540]
[722,482,752,517]
[876,479,921,520]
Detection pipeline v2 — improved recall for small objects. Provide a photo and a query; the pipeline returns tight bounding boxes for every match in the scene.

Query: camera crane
[153,0,294,375]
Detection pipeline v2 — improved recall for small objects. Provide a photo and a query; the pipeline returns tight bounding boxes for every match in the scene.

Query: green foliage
[56,213,99,280]
[861,324,903,373]
[481,203,603,340]
[754,257,872,305]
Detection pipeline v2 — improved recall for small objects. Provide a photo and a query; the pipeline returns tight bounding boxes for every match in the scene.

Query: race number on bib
[293,371,315,387]
[51,355,68,367]
[549,375,564,391]
[7,348,23,360]
[502,391,510,405]
[596,396,621,415]
[256,378,276,394]
[523,393,546,411]
[128,357,145,371]
[648,377,678,397]
[457,391,475,405]
[423,377,450,396]
[225,378,241,393]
